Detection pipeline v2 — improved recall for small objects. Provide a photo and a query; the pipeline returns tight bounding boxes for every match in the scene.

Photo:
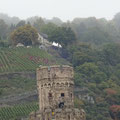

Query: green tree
[49,27,76,47]
[0,88,3,96]
[33,18,45,33]
[16,20,26,28]
[81,27,112,45]
[0,19,8,40]
[76,62,99,77]
[101,43,120,65]
[41,23,57,36]
[92,72,107,83]
[10,25,38,46]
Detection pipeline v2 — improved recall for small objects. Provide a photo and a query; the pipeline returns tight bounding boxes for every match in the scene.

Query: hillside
[0,47,70,120]
[0,47,68,73]
[0,47,69,97]
[1,12,120,120]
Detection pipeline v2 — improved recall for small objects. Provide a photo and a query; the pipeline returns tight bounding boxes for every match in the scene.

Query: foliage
[66,43,94,66]
[110,105,120,120]
[0,19,8,40]
[74,97,84,108]
[40,22,58,36]
[10,25,39,46]
[1,13,120,120]
[33,17,45,33]
[48,27,76,47]
[105,88,117,95]
[63,42,120,120]
[16,20,26,28]
[80,27,112,45]
[0,88,3,96]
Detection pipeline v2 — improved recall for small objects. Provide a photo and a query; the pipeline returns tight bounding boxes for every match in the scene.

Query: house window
[61,93,64,97]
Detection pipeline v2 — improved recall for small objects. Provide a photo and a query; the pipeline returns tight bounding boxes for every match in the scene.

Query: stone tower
[29,65,85,120]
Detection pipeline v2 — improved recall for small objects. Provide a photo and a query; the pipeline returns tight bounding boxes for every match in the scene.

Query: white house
[38,33,52,47]
[16,43,24,47]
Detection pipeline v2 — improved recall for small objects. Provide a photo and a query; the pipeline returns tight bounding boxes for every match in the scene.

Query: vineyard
[0,102,39,120]
[0,47,58,73]
[0,47,69,120]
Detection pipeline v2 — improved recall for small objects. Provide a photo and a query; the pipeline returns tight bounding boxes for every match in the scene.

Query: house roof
[39,33,48,39]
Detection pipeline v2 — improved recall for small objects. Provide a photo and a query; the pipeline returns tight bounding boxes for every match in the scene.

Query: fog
[0,0,120,21]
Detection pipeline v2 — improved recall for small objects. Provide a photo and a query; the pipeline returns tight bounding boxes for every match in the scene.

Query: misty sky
[0,0,120,21]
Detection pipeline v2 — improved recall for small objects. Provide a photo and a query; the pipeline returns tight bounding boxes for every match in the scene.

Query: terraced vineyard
[0,47,69,120]
[0,102,39,120]
[0,47,57,73]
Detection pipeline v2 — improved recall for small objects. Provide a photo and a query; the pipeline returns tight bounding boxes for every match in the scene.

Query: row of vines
[0,103,39,120]
[0,47,57,73]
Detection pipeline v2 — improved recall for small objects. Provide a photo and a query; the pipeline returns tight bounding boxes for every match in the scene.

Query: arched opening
[48,83,51,87]
[48,93,52,98]
[61,83,64,86]
[68,115,70,120]
[61,93,65,97]
[57,83,60,86]
[44,83,47,87]
[69,83,74,87]
[59,102,64,108]
[65,82,68,86]
[52,82,55,86]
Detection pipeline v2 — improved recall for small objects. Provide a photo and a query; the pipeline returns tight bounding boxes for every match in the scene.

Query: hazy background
[0,0,120,21]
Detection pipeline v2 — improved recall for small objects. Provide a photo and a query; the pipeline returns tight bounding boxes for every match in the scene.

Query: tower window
[59,102,64,108]
[61,93,64,97]
[49,93,52,97]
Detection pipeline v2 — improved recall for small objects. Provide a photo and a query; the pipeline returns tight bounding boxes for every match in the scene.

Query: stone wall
[29,108,86,120]
[37,65,74,111]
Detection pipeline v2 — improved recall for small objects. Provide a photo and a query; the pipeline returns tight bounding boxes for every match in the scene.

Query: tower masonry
[29,65,86,120]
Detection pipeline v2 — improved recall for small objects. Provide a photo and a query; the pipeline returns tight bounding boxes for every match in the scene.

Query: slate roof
[39,33,48,39]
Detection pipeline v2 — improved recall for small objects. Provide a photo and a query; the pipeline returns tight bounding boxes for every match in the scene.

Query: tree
[92,72,107,83]
[0,19,8,40]
[41,23,57,36]
[75,62,100,83]
[49,27,76,47]
[9,24,16,32]
[113,12,120,31]
[76,62,99,77]
[16,20,26,28]
[33,17,45,33]
[50,17,63,26]
[10,25,38,46]
[110,105,120,120]
[0,88,3,96]
[72,51,93,66]
[101,43,120,66]
[80,27,112,45]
